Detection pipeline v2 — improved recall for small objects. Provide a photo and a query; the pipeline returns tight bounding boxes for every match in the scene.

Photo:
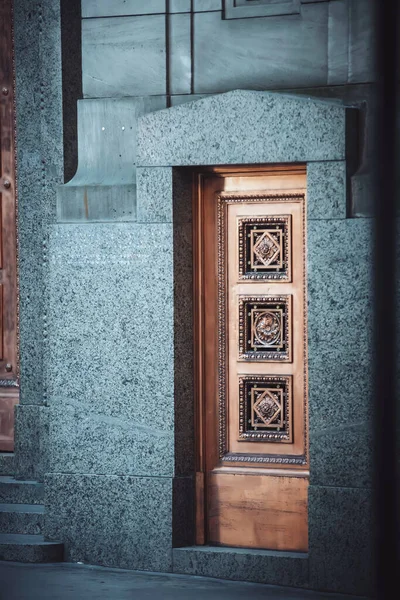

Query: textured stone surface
[0,534,63,563]
[0,504,44,535]
[82,15,166,97]
[136,167,192,224]
[14,406,49,483]
[47,223,175,476]
[14,0,63,406]
[307,161,347,220]
[173,546,309,587]
[0,454,14,476]
[138,90,348,167]
[45,474,173,572]
[137,168,173,223]
[48,405,174,477]
[307,219,373,488]
[172,223,195,476]
[0,478,44,505]
[308,485,374,596]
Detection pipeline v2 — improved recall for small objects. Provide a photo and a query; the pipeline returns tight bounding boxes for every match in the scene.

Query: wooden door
[0,0,19,451]
[194,166,308,552]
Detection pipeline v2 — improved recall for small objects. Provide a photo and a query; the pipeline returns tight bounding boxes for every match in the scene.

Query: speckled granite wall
[44,91,373,594]
[13,0,64,480]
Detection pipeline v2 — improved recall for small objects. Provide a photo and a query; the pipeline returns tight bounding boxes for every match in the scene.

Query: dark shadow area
[61,0,82,183]
[372,1,400,598]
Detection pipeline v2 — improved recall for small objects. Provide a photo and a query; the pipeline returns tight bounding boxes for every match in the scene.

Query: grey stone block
[137,167,192,224]
[172,546,309,587]
[137,168,173,223]
[82,0,166,17]
[0,478,44,505]
[307,219,373,488]
[58,184,137,223]
[48,405,174,477]
[58,97,167,221]
[170,0,191,12]
[0,504,44,535]
[45,474,173,572]
[0,454,14,476]
[82,15,166,97]
[14,406,49,483]
[349,0,376,84]
[193,0,221,10]
[308,485,374,596]
[327,0,349,85]
[68,97,167,186]
[169,13,191,95]
[137,90,348,167]
[0,534,64,563]
[307,161,347,220]
[193,6,328,93]
[14,0,64,406]
[47,223,176,476]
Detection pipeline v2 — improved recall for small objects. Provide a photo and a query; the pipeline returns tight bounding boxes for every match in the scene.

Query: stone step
[0,476,44,505]
[0,453,14,476]
[0,533,64,563]
[0,503,44,535]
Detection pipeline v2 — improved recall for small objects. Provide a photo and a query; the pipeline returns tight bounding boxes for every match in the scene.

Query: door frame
[192,164,309,546]
[0,0,20,451]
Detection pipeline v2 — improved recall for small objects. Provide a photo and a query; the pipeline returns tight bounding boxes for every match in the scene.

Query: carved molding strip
[222,453,307,465]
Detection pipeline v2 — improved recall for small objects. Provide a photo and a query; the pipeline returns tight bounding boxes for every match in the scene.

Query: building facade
[0,0,376,596]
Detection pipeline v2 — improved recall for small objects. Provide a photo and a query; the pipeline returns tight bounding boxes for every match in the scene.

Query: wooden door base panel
[207,473,308,552]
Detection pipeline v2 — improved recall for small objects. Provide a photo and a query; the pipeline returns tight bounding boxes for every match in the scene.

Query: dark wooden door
[0,0,19,451]
[194,167,309,551]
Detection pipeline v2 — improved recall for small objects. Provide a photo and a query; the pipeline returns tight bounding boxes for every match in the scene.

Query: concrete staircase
[0,453,63,562]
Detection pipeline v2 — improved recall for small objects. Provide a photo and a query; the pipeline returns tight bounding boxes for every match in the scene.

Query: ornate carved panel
[238,215,291,281]
[238,295,291,361]
[215,190,306,465]
[239,375,292,443]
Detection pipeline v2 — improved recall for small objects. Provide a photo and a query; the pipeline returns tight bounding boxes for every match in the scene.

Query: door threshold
[172,546,309,588]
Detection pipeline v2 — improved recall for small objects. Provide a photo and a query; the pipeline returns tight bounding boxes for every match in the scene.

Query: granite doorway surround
[45,90,373,596]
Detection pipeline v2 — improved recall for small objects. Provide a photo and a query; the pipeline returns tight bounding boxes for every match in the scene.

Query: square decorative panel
[238,215,291,281]
[239,375,292,442]
[238,296,292,362]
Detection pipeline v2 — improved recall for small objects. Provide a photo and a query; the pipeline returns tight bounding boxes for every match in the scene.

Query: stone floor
[0,561,367,600]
